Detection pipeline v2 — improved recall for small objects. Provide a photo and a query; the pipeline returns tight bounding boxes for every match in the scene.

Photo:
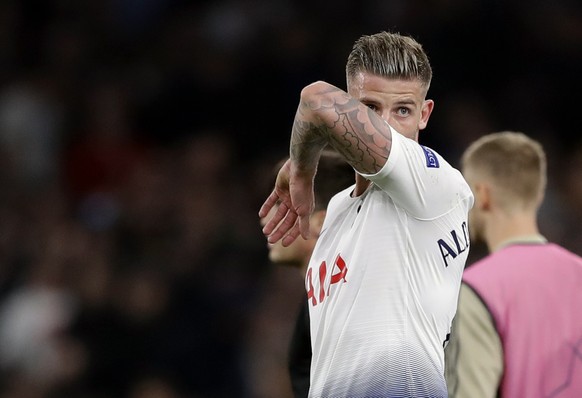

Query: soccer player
[445,131,582,397]
[261,150,354,397]
[259,31,474,397]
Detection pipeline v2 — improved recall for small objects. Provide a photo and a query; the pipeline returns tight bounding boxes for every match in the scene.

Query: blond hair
[461,131,547,211]
[346,31,432,92]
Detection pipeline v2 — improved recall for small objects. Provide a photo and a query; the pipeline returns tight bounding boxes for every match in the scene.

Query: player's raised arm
[291,81,393,176]
[261,80,393,246]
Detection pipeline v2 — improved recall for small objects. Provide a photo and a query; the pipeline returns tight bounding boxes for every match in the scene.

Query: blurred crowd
[0,0,579,397]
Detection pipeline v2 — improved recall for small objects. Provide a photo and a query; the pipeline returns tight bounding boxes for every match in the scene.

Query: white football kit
[306,129,474,398]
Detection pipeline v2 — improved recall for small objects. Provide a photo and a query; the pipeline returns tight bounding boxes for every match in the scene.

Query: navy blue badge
[421,145,440,168]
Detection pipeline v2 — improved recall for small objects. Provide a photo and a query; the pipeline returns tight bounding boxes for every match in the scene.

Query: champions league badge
[421,146,440,168]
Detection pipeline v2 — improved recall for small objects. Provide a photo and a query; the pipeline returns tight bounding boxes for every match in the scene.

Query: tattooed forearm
[290,118,327,171]
[290,81,392,174]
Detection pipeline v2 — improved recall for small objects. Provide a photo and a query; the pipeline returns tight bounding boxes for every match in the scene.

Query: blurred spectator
[63,77,150,232]
[0,189,90,395]
[0,72,64,187]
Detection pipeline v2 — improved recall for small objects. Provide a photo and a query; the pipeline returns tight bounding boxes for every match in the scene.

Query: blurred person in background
[445,131,582,397]
[259,149,354,398]
[260,31,473,397]
[0,188,91,397]
[0,71,64,188]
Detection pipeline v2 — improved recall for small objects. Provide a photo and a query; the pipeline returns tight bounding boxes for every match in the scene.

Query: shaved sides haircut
[346,31,432,92]
[461,131,547,211]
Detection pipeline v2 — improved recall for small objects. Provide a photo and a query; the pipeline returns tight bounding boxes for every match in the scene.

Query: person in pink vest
[445,131,582,397]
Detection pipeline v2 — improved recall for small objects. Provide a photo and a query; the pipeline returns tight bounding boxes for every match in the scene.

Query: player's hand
[259,159,315,246]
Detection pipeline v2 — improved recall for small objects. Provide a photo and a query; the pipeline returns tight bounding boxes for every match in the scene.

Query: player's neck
[353,175,371,196]
[486,211,541,253]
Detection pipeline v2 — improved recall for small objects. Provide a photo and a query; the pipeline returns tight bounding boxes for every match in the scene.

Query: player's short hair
[346,31,432,93]
[461,131,547,211]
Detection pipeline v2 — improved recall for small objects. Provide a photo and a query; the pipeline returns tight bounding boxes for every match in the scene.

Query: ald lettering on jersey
[437,221,469,267]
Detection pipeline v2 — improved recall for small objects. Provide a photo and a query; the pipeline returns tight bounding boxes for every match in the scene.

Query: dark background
[0,1,580,397]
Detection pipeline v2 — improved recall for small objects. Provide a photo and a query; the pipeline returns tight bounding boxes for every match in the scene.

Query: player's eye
[365,103,378,112]
[397,107,411,116]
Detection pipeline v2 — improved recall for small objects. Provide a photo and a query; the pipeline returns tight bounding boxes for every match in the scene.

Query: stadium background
[0,0,579,397]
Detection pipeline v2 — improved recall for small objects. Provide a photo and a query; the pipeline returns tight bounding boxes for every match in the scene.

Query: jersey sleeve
[360,127,473,219]
[444,283,503,398]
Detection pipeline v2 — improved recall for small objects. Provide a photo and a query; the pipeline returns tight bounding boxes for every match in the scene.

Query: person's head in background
[260,149,354,273]
[460,131,547,253]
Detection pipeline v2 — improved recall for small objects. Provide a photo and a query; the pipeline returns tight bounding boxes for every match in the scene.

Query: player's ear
[418,99,434,131]
[473,182,491,211]
[310,210,326,237]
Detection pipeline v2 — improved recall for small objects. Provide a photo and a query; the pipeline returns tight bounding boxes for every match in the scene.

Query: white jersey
[306,129,474,398]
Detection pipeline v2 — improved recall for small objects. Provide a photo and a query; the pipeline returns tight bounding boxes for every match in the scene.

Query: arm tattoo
[290,84,392,174]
